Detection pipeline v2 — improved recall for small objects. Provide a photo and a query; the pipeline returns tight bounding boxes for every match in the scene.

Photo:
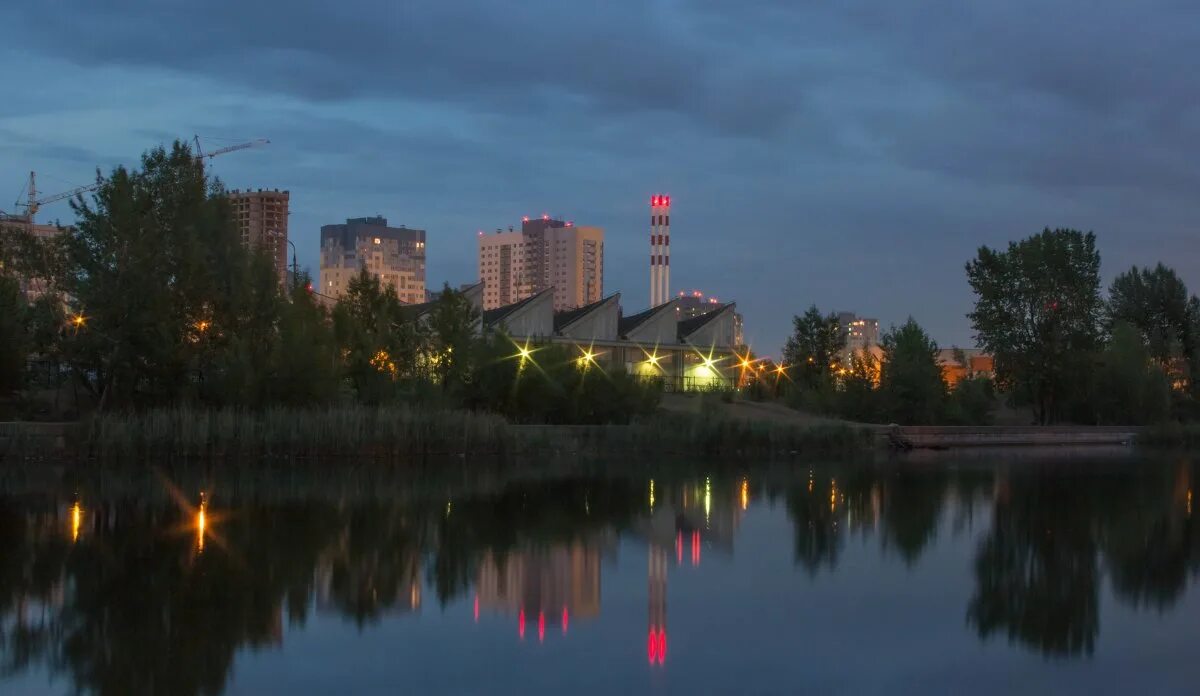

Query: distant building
[228,189,290,283]
[837,312,880,358]
[478,216,604,311]
[319,216,426,305]
[675,290,745,347]
[937,348,994,386]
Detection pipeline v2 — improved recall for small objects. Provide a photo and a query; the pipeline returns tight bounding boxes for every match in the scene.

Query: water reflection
[0,458,1198,694]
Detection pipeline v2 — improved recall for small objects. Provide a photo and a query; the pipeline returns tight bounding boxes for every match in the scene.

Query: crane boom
[196,138,269,161]
[17,136,269,222]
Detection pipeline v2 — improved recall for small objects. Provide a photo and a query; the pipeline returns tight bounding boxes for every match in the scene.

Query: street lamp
[286,239,300,291]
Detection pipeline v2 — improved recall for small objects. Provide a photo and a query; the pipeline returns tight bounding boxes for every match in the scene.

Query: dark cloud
[4,0,1200,351]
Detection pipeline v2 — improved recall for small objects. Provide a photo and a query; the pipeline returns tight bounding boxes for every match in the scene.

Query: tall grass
[3,406,876,461]
[1136,422,1200,448]
[85,405,511,459]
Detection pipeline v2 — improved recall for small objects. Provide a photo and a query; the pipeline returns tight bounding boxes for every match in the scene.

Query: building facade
[319,216,426,305]
[837,311,880,358]
[228,189,290,283]
[478,216,604,311]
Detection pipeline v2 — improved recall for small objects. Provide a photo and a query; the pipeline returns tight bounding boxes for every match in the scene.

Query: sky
[3,1,1199,355]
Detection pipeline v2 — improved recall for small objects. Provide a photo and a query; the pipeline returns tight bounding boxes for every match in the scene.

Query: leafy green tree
[834,348,881,422]
[425,284,481,396]
[782,305,843,406]
[0,276,26,396]
[1092,322,1171,425]
[1107,263,1200,388]
[332,268,423,404]
[48,141,261,411]
[965,228,1103,424]
[878,318,945,424]
[947,376,996,425]
[271,276,340,405]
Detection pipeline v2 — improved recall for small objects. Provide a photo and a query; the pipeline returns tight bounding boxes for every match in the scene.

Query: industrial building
[482,291,743,391]
[478,216,604,311]
[319,216,426,305]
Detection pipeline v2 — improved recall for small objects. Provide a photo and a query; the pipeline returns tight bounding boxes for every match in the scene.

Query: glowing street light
[70,501,82,542]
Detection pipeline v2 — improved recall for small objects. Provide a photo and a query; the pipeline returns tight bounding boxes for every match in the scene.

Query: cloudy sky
[3,1,1198,354]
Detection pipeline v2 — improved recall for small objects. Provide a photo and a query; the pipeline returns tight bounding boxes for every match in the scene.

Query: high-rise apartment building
[228,189,289,283]
[478,216,603,311]
[837,311,880,357]
[319,216,426,304]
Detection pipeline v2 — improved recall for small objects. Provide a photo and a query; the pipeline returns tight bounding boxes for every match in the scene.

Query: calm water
[2,453,1199,695]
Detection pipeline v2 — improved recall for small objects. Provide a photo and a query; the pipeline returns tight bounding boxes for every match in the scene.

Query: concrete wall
[559,296,620,342]
[496,291,555,338]
[624,301,679,345]
[682,305,738,349]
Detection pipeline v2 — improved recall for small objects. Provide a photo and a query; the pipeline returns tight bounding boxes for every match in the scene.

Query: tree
[0,276,26,397]
[270,276,340,405]
[834,348,881,422]
[1107,263,1199,388]
[878,318,946,424]
[425,284,481,396]
[1092,322,1171,425]
[966,228,1103,424]
[46,141,267,411]
[782,306,844,394]
[332,268,424,404]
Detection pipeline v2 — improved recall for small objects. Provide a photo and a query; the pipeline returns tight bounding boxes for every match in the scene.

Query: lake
[1,452,1198,695]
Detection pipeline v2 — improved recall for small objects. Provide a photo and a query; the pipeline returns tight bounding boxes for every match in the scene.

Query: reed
[2,406,875,461]
[1135,422,1200,448]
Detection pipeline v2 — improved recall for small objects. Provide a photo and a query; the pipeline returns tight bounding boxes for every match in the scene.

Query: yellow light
[740,479,749,511]
[704,477,712,526]
[775,364,787,375]
[647,352,660,366]
[196,497,207,552]
[71,314,86,328]
[70,502,82,542]
[518,346,532,359]
[649,479,656,509]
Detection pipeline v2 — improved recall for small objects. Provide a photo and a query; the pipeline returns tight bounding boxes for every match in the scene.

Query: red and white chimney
[650,194,671,306]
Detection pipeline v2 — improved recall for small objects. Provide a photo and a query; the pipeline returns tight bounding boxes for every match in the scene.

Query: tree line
[0,142,658,423]
[778,228,1197,425]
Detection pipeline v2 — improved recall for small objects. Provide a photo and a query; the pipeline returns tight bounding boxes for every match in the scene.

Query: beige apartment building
[228,189,290,283]
[319,216,426,305]
[478,216,603,311]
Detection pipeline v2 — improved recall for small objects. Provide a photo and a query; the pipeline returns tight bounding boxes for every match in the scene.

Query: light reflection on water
[0,455,1199,694]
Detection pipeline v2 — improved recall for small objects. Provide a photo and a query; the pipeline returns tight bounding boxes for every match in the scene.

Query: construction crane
[11,137,269,224]
[193,136,270,163]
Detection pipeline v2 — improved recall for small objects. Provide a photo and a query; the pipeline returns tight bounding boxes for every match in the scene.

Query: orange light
[196,499,207,552]
[70,502,82,542]
[740,479,749,511]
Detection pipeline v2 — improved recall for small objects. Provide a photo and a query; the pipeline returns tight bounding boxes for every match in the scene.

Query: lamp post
[286,239,300,291]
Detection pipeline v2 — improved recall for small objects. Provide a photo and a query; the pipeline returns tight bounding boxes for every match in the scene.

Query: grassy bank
[0,406,875,461]
[1135,423,1200,448]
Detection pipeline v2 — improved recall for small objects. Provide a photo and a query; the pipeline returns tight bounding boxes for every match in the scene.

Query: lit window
[373,238,381,245]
